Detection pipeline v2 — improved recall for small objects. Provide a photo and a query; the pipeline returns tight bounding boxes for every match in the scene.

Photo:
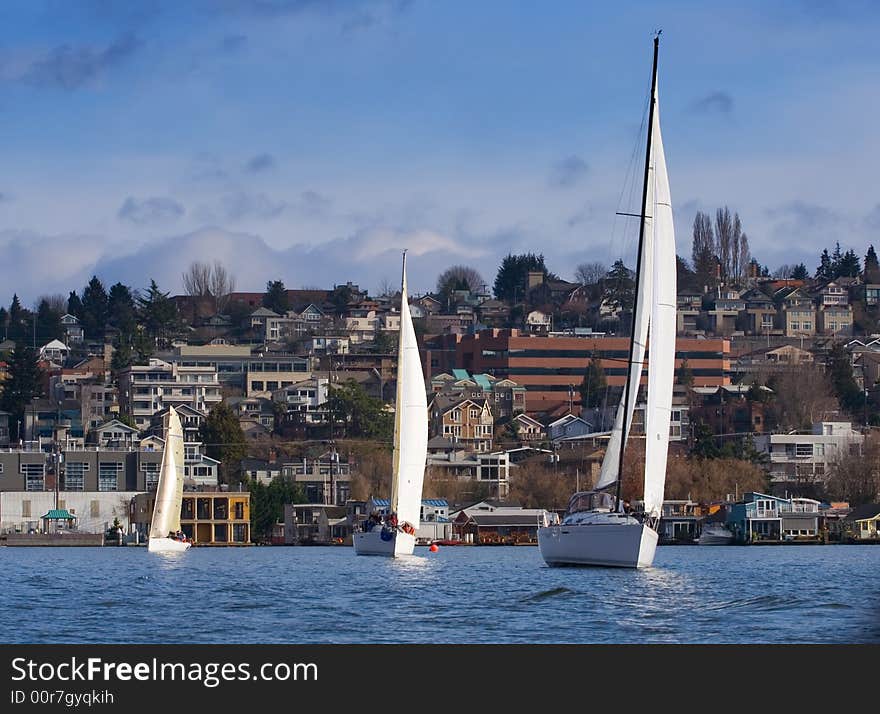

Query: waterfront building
[0,490,139,535]
[131,490,251,545]
[846,503,880,540]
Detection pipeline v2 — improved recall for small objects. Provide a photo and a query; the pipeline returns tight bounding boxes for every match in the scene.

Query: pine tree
[492,253,548,303]
[816,249,834,282]
[200,402,248,485]
[67,291,83,319]
[108,282,137,337]
[865,245,880,283]
[837,249,861,279]
[579,350,607,409]
[137,280,178,349]
[792,263,809,281]
[7,295,26,343]
[263,280,289,314]
[35,299,63,344]
[81,276,109,339]
[0,345,42,442]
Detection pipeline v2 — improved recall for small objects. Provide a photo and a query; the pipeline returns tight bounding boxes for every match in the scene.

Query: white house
[39,339,69,363]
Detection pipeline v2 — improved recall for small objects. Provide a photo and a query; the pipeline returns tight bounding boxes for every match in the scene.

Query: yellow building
[131,491,251,545]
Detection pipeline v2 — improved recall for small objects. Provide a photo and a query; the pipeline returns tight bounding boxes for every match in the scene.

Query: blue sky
[1,0,879,304]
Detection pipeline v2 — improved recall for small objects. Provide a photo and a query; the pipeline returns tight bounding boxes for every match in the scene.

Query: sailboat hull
[537,522,658,568]
[148,537,192,553]
[353,530,415,557]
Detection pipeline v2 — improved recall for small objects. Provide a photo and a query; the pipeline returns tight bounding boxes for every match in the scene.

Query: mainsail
[389,253,429,529]
[149,406,186,539]
[643,83,676,518]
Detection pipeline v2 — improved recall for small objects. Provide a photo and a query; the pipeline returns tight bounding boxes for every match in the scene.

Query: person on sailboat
[387,511,399,529]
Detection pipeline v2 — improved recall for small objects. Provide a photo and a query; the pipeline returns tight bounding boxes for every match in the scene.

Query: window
[143,462,160,490]
[234,502,244,520]
[469,408,479,419]
[232,524,247,542]
[251,381,264,391]
[64,462,88,491]
[21,463,45,492]
[795,444,813,458]
[98,462,122,491]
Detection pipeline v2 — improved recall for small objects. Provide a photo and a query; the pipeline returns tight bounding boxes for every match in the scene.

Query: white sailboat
[698,522,734,545]
[147,405,191,553]
[353,251,428,557]
[538,34,676,569]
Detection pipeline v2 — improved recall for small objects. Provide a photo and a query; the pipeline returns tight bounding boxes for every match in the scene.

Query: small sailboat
[147,405,191,553]
[353,251,428,557]
[538,34,676,568]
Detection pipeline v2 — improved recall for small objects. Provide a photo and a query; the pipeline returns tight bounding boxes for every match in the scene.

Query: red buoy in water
[429,544,439,552]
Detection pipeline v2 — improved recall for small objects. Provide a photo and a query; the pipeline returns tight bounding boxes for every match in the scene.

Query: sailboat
[537,34,676,568]
[147,405,191,552]
[353,251,428,557]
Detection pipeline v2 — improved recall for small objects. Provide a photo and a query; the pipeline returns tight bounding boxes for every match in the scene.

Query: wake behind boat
[353,251,428,557]
[538,33,676,569]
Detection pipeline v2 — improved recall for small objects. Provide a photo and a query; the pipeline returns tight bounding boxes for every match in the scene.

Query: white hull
[148,537,192,553]
[538,522,658,568]
[698,526,734,546]
[353,530,415,557]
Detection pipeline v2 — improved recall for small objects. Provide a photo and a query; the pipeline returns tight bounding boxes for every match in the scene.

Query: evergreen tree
[7,294,26,343]
[837,249,861,279]
[579,351,607,409]
[816,249,834,282]
[107,282,137,337]
[263,280,289,314]
[0,307,7,340]
[492,253,548,303]
[827,342,864,415]
[831,242,843,276]
[0,345,42,442]
[865,245,880,283]
[325,379,393,441]
[81,276,109,339]
[137,280,178,348]
[35,299,63,344]
[67,291,83,319]
[791,263,809,281]
[249,477,305,543]
[200,402,248,485]
[602,259,635,318]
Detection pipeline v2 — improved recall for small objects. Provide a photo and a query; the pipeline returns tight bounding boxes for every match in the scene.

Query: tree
[0,345,42,442]
[0,307,7,339]
[182,260,236,312]
[81,276,109,339]
[493,253,547,303]
[816,249,834,282]
[691,211,716,289]
[436,265,485,299]
[574,261,607,286]
[865,246,880,283]
[676,358,694,389]
[826,433,880,506]
[676,255,699,292]
[837,249,861,279]
[579,351,606,409]
[7,294,26,343]
[328,284,353,316]
[602,259,635,318]
[107,283,137,337]
[768,364,838,431]
[67,291,83,319]
[714,207,733,282]
[792,263,809,280]
[137,280,179,348]
[826,341,864,416]
[35,299,63,344]
[737,231,751,283]
[200,402,249,485]
[249,477,305,543]
[325,379,393,441]
[263,280,289,314]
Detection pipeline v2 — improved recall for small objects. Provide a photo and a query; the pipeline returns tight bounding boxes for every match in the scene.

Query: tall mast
[615,34,659,511]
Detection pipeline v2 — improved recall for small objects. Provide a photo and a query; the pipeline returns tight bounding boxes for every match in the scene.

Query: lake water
[2,544,878,644]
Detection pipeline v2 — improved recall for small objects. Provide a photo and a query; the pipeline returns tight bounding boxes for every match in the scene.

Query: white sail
[643,85,676,519]
[149,406,185,539]
[595,141,655,491]
[389,253,429,529]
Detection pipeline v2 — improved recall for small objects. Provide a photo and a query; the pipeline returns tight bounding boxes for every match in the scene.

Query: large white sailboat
[353,252,428,557]
[147,405,191,553]
[538,34,676,569]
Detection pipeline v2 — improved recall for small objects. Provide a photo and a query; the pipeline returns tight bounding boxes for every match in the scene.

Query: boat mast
[615,34,660,512]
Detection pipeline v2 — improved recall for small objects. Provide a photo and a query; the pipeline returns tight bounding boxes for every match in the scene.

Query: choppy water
[2,544,878,643]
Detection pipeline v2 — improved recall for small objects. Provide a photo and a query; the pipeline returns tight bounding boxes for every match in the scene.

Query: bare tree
[209,261,236,313]
[774,264,795,279]
[375,277,396,298]
[36,294,68,314]
[574,261,607,286]
[770,366,839,431]
[183,261,212,296]
[826,432,880,505]
[182,260,236,312]
[691,211,716,289]
[715,207,733,282]
[738,232,751,283]
[731,213,742,283]
[436,265,485,297]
